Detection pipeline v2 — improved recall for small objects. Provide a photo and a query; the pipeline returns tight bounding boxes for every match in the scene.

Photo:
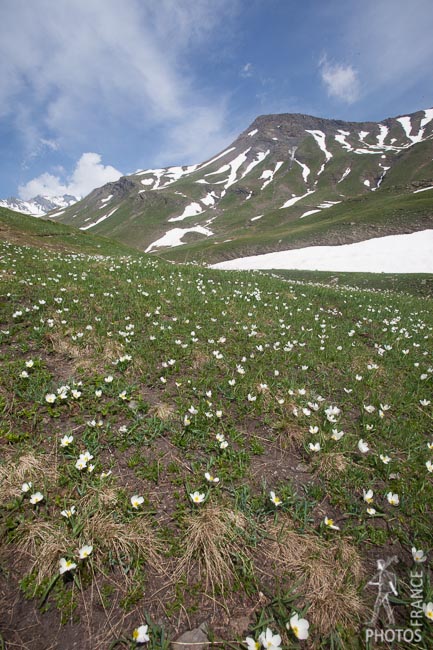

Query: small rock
[172,623,208,650]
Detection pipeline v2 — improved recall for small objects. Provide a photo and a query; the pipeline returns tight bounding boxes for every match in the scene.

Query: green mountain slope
[50,108,433,261]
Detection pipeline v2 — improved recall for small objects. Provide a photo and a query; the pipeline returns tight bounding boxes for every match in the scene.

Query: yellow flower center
[293,625,299,637]
[132,629,139,640]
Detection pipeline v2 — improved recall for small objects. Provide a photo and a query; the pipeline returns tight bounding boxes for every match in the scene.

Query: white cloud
[0,1,240,166]
[319,56,360,104]
[241,63,253,78]
[18,153,122,200]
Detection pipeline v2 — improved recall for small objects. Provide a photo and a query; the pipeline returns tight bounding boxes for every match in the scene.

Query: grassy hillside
[1,220,433,648]
[158,187,433,263]
[0,207,138,256]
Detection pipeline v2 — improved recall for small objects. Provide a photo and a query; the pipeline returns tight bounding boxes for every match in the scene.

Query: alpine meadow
[1,2,433,649]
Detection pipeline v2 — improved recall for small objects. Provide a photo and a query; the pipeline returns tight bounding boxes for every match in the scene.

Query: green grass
[1,217,433,648]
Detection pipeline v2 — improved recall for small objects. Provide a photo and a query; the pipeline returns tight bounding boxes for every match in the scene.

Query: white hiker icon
[367,556,399,626]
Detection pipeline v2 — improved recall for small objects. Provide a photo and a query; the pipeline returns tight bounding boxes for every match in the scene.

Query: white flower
[247,394,257,402]
[363,489,374,504]
[364,404,375,413]
[423,602,433,621]
[59,558,77,575]
[387,492,399,506]
[104,375,113,383]
[131,495,144,509]
[45,393,56,404]
[61,506,76,518]
[331,429,344,441]
[245,637,260,650]
[380,454,391,464]
[60,434,73,447]
[412,548,427,563]
[78,544,93,559]
[270,491,282,507]
[358,439,369,453]
[132,624,150,643]
[21,482,32,493]
[204,472,220,484]
[287,613,309,640]
[20,370,29,378]
[95,389,102,397]
[220,440,228,449]
[75,457,87,470]
[258,627,282,650]
[309,442,321,452]
[367,507,376,515]
[324,516,340,530]
[190,491,205,504]
[30,492,44,505]
[25,360,34,368]
[216,433,225,442]
[426,460,433,473]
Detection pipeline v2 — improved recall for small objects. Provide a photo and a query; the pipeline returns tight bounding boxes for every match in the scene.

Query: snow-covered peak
[0,194,79,217]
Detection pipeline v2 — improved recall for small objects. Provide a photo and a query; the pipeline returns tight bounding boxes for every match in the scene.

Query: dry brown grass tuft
[262,518,365,635]
[82,512,164,577]
[0,453,58,501]
[14,497,165,587]
[15,520,69,584]
[191,350,210,370]
[46,331,123,370]
[150,402,175,420]
[314,452,348,478]
[175,506,250,594]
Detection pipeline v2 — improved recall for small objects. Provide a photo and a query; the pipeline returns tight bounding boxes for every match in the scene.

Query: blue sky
[1,0,433,199]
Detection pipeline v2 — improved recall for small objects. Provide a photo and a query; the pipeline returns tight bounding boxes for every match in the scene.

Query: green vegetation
[0,213,432,648]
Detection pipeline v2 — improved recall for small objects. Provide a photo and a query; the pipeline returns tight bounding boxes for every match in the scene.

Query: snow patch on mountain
[145,225,213,252]
[260,162,283,189]
[338,167,351,183]
[168,202,204,223]
[280,189,315,209]
[80,206,119,230]
[211,230,433,273]
[294,159,310,183]
[305,130,332,161]
[241,150,270,179]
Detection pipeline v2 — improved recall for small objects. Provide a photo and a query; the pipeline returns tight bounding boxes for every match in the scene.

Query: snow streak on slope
[241,150,270,179]
[280,189,315,209]
[376,125,388,147]
[260,162,284,189]
[194,147,236,172]
[335,131,352,151]
[145,225,213,252]
[305,130,332,161]
[80,207,118,230]
[202,149,253,189]
[338,168,351,183]
[168,202,203,223]
[211,230,433,273]
[294,159,310,183]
